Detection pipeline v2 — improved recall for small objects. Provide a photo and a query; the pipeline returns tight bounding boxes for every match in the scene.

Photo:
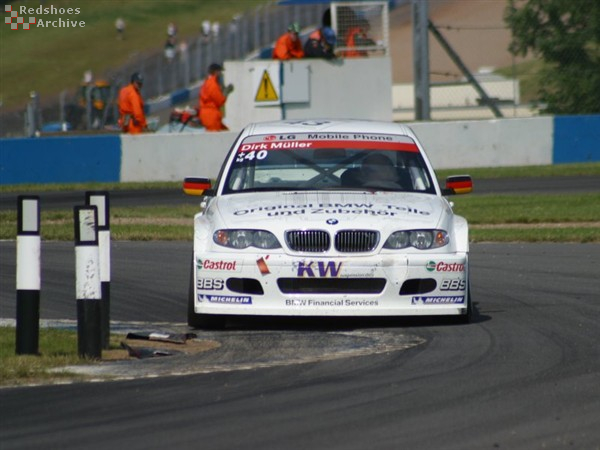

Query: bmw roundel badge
[326,218,339,225]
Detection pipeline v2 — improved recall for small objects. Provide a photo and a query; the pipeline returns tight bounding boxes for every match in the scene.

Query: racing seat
[340,167,362,187]
[396,168,413,190]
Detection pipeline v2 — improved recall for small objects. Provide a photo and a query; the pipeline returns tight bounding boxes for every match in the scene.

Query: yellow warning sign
[255,70,279,102]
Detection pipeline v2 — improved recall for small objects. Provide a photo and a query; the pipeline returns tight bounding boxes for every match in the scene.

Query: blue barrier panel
[0,135,121,185]
[171,88,190,105]
[553,115,600,164]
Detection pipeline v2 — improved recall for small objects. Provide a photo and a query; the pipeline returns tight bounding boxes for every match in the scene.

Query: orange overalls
[118,84,147,134]
[272,32,304,60]
[343,26,368,58]
[199,74,228,132]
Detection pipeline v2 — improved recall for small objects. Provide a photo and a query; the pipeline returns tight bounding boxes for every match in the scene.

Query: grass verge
[1,164,598,386]
[436,162,600,180]
[1,0,269,110]
[0,326,219,386]
[0,327,118,386]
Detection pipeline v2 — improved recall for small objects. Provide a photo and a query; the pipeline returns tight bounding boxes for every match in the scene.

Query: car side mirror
[183,177,214,196]
[442,175,473,195]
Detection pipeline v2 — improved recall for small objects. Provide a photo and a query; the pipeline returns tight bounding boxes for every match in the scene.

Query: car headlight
[213,229,281,249]
[384,230,449,250]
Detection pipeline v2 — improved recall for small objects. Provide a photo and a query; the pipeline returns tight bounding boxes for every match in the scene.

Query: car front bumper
[192,250,469,317]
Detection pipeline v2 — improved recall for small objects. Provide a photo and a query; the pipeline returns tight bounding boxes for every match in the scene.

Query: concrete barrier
[225,58,394,131]
[120,131,238,182]
[410,116,554,169]
[1,115,598,185]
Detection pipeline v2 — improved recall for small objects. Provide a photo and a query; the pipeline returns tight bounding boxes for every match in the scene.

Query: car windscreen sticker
[232,202,431,217]
[238,133,419,153]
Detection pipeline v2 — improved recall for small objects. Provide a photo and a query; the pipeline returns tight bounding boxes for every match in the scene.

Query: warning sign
[255,70,279,102]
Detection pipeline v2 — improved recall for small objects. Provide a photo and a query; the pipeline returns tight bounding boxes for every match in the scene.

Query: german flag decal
[446,176,473,194]
[183,177,212,196]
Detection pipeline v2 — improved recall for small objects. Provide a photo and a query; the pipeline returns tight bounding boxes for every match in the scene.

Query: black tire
[187,258,226,330]
[453,280,473,324]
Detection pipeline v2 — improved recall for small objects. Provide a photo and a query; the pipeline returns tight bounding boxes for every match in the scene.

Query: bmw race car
[183,119,473,328]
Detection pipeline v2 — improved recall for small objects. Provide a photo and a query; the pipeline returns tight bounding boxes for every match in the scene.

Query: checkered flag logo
[5,5,36,30]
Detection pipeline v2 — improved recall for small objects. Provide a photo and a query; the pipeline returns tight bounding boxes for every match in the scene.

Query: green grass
[0,181,181,193]
[495,59,546,104]
[0,0,268,110]
[2,162,598,194]
[0,327,79,385]
[1,163,598,242]
[1,162,598,385]
[470,227,599,243]
[0,327,118,386]
[1,193,598,242]
[450,193,600,225]
[0,204,196,240]
[0,327,135,386]
[453,193,600,243]
[436,162,600,180]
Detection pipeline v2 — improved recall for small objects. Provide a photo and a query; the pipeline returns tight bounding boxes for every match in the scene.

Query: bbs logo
[440,279,466,291]
[197,278,224,290]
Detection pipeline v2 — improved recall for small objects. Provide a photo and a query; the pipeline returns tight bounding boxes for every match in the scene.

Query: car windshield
[222,133,436,194]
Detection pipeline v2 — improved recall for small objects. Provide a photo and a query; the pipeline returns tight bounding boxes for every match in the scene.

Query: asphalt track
[1,178,599,449]
[1,243,600,448]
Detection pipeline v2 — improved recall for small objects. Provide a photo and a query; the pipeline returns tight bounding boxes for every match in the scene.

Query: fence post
[74,205,102,359]
[59,90,67,125]
[254,6,261,53]
[15,196,41,355]
[412,0,431,120]
[85,83,93,130]
[25,91,39,137]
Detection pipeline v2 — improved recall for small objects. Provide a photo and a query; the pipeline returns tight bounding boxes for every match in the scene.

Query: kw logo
[297,261,342,277]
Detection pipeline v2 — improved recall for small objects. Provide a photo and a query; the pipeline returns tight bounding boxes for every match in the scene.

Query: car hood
[209,191,448,229]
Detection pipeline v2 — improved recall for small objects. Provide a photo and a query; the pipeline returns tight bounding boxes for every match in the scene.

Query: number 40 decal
[236,150,268,163]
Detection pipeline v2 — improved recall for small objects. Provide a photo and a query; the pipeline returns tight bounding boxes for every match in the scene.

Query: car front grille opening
[277,278,386,294]
[399,278,437,295]
[285,230,380,253]
[226,278,264,295]
[335,230,379,252]
[285,230,330,252]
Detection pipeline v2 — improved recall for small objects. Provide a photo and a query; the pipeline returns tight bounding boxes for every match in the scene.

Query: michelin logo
[198,294,252,304]
[412,296,464,305]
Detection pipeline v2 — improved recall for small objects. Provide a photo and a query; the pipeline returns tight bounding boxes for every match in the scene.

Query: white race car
[184,119,473,328]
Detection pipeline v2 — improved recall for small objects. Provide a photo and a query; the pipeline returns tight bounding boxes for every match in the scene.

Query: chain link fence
[392,9,536,122]
[4,3,326,137]
[6,1,594,136]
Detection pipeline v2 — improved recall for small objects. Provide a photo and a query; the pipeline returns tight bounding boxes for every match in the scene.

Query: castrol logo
[197,259,238,271]
[426,261,465,272]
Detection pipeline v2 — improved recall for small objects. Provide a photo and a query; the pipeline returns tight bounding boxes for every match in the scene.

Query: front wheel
[453,280,473,324]
[187,258,226,329]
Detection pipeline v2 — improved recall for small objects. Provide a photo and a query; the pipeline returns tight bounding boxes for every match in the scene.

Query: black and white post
[16,196,41,355]
[74,205,102,359]
[86,191,110,349]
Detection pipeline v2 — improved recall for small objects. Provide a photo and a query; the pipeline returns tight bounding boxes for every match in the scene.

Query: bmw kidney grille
[285,230,379,253]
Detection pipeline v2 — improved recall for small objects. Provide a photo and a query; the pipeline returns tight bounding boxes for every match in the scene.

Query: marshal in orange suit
[118,72,148,134]
[198,63,234,132]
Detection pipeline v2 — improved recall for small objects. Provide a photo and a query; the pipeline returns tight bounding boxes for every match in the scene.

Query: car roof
[242,119,417,139]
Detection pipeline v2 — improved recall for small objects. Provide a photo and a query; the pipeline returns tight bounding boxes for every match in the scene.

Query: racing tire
[453,280,473,324]
[187,258,226,330]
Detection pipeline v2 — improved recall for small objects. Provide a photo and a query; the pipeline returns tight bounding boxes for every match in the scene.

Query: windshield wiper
[231,186,313,193]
